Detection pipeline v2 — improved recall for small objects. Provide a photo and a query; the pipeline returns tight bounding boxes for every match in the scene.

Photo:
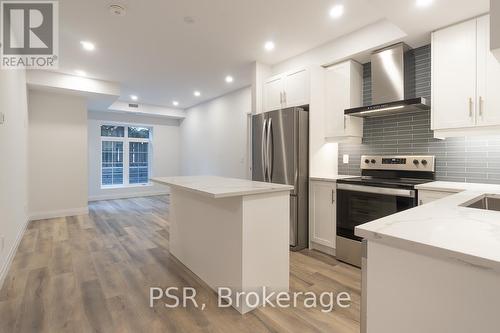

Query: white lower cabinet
[418,190,455,205]
[309,180,336,254]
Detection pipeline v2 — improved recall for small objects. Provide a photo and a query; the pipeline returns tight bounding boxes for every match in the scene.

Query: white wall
[28,90,88,220]
[0,69,29,287]
[271,20,406,74]
[492,0,500,53]
[88,111,181,201]
[180,87,251,178]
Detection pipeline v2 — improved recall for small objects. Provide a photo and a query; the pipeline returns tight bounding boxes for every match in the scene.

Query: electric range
[335,155,435,267]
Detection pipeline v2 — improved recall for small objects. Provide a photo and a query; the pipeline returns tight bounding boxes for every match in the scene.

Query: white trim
[29,207,89,221]
[101,182,153,190]
[434,125,500,138]
[88,190,168,202]
[0,217,29,291]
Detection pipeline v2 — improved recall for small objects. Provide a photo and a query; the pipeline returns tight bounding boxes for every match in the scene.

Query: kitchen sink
[460,194,500,212]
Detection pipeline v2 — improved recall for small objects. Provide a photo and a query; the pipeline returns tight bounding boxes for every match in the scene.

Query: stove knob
[421,159,428,165]
[371,159,376,164]
[413,159,420,165]
[365,159,370,164]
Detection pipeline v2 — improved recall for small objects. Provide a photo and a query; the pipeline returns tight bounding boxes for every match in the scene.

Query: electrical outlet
[343,154,349,164]
[0,112,5,124]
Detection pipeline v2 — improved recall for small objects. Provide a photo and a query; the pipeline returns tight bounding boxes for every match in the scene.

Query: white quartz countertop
[356,185,500,272]
[310,175,358,182]
[151,176,293,198]
[416,180,500,193]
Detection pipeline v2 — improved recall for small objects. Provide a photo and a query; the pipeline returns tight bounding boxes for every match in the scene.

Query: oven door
[336,183,417,241]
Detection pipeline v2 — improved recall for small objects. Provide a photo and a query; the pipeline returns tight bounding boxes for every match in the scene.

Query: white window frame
[99,122,153,189]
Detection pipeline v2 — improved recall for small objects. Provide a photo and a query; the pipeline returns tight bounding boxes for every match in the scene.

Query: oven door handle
[336,183,415,198]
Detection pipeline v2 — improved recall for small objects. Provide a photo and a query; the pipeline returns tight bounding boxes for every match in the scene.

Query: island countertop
[151,176,294,199]
[355,186,500,272]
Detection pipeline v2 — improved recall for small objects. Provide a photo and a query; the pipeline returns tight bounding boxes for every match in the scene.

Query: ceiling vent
[128,103,139,108]
[109,4,126,16]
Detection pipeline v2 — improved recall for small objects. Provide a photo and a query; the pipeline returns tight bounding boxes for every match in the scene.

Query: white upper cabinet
[283,68,309,107]
[432,15,500,136]
[432,19,477,130]
[263,76,284,112]
[263,68,309,112]
[324,60,363,142]
[477,15,500,127]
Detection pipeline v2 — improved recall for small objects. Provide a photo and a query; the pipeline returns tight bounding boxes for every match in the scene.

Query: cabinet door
[309,181,336,248]
[284,68,309,107]
[324,61,363,140]
[432,19,477,130]
[325,62,350,137]
[477,15,500,126]
[264,75,284,112]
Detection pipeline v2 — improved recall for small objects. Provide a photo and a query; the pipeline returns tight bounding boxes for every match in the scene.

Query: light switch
[343,154,349,164]
[0,112,4,124]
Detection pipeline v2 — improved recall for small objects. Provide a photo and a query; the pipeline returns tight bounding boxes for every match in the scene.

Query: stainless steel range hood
[345,43,430,118]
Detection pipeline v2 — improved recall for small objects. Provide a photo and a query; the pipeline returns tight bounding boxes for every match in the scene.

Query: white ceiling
[368,0,489,47]
[56,0,490,110]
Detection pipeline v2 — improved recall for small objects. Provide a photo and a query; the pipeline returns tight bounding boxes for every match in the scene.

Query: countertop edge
[310,175,358,182]
[151,178,293,199]
[356,228,500,273]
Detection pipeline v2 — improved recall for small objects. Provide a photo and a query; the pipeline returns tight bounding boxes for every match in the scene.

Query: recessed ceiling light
[416,0,433,7]
[74,70,86,77]
[130,95,138,101]
[329,4,344,19]
[80,41,95,51]
[225,75,234,83]
[194,91,201,97]
[264,41,275,52]
[172,101,179,106]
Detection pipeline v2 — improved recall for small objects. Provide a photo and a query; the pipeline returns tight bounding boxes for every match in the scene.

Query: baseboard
[309,241,336,256]
[29,207,89,221]
[0,217,29,290]
[88,190,168,202]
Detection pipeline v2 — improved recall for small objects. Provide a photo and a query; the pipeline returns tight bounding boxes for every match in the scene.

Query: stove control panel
[361,155,435,172]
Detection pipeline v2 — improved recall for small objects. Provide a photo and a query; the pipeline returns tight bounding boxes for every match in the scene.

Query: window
[100,125,152,187]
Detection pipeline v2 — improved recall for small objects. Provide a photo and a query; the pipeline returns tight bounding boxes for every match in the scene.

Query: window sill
[101,183,153,190]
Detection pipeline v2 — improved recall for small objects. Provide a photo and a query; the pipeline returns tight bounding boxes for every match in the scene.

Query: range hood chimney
[345,43,430,117]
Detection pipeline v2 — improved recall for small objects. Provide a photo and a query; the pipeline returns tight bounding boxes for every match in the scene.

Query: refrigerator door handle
[267,118,273,182]
[261,118,268,182]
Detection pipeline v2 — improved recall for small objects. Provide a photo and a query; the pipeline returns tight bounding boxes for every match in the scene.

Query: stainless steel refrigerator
[252,107,309,251]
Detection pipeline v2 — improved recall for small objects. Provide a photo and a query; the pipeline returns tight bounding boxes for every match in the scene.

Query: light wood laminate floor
[0,196,361,333]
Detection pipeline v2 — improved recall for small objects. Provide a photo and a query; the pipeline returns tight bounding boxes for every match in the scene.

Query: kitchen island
[151,176,293,314]
[356,185,500,333]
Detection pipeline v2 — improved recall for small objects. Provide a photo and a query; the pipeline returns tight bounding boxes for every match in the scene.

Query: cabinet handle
[479,96,484,117]
[279,92,283,105]
[332,190,335,204]
[343,116,346,130]
[283,91,287,105]
[468,97,473,118]
[419,199,423,205]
